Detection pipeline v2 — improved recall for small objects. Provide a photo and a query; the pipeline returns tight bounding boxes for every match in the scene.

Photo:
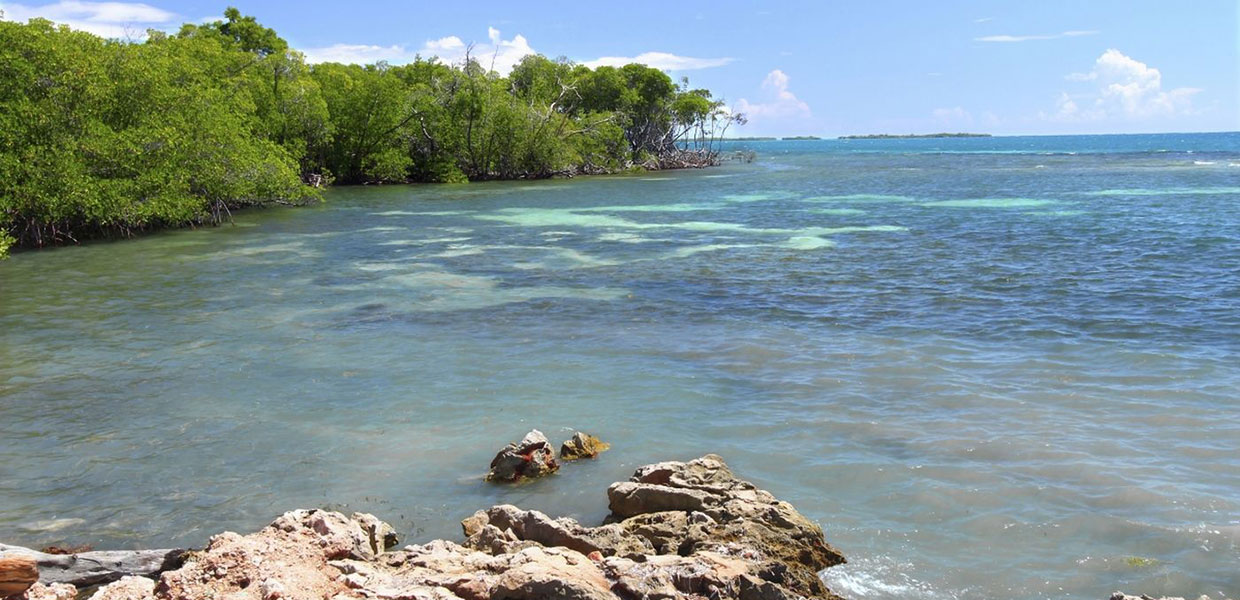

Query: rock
[23,455,844,600]
[485,430,559,482]
[0,554,39,597]
[461,505,652,558]
[460,454,844,599]
[607,454,846,599]
[20,582,76,600]
[87,576,153,600]
[559,432,610,460]
[135,510,397,600]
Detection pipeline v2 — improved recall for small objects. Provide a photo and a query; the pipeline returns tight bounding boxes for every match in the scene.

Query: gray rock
[486,429,560,482]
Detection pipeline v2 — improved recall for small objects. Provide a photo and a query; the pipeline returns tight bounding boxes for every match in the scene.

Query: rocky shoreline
[1,453,1232,600]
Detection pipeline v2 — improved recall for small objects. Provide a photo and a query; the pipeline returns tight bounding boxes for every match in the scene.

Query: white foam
[1193,161,1216,165]
[821,557,956,600]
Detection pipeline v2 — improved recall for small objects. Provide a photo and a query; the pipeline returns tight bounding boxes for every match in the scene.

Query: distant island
[725,135,822,141]
[839,133,992,139]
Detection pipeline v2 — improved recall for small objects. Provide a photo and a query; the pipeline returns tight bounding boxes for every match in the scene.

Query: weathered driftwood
[0,544,183,587]
[0,554,39,596]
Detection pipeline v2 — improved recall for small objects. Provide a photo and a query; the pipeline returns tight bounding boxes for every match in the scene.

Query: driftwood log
[0,544,183,587]
[0,554,39,596]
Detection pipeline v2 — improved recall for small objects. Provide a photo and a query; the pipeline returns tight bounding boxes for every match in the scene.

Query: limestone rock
[19,582,76,600]
[461,505,652,558]
[559,432,610,460]
[486,430,559,482]
[26,455,844,600]
[87,576,154,600]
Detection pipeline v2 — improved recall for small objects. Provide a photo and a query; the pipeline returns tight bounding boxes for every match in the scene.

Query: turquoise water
[2,133,1238,599]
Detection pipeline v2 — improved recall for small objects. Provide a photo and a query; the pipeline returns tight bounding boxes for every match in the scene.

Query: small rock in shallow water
[486,429,560,482]
[560,432,610,460]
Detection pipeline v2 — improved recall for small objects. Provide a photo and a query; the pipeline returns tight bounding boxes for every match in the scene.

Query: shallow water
[2,133,1239,599]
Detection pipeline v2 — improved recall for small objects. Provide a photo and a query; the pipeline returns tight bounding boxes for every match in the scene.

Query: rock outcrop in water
[559,432,610,460]
[486,430,560,483]
[36,455,845,600]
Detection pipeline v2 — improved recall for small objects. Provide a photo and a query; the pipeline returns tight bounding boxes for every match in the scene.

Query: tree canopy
[0,8,740,256]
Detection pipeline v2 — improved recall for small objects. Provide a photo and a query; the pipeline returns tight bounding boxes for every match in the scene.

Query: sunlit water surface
[2,133,1238,600]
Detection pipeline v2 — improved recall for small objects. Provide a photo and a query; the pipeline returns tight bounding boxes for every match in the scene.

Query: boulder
[559,432,610,460]
[485,430,559,482]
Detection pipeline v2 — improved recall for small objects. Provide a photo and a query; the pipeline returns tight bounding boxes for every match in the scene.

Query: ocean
[1,132,1237,599]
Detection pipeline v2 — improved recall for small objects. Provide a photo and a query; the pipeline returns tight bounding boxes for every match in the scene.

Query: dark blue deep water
[2,133,1238,599]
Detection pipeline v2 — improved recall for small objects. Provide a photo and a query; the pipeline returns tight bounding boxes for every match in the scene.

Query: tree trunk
[0,544,184,587]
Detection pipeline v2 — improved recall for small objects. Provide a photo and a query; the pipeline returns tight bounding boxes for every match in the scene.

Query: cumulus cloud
[734,69,811,121]
[302,27,535,72]
[1044,49,1200,121]
[975,30,1098,42]
[421,27,535,73]
[0,0,177,38]
[301,44,412,65]
[583,52,733,71]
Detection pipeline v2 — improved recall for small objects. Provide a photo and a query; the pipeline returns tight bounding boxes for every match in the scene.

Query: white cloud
[421,27,536,73]
[302,27,535,72]
[301,43,413,65]
[0,0,177,38]
[975,30,1098,43]
[1042,49,1201,122]
[583,51,733,71]
[734,69,811,121]
[973,17,994,23]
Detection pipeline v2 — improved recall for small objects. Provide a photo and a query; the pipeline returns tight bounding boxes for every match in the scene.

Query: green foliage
[0,9,736,254]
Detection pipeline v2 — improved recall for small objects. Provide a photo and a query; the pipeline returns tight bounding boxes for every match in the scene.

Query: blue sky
[2,0,1237,136]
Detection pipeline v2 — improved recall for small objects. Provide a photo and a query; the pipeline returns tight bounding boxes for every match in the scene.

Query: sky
[2,0,1237,136]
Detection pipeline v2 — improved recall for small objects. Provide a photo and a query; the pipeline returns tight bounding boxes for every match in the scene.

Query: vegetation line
[0,8,741,257]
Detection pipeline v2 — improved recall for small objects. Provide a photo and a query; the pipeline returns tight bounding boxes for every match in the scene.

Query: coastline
[3,455,1228,600]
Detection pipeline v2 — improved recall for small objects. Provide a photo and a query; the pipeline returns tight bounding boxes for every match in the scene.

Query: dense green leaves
[0,8,737,255]
[0,14,315,250]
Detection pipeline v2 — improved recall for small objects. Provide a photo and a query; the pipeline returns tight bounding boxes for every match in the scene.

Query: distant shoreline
[725,136,822,141]
[838,133,992,139]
